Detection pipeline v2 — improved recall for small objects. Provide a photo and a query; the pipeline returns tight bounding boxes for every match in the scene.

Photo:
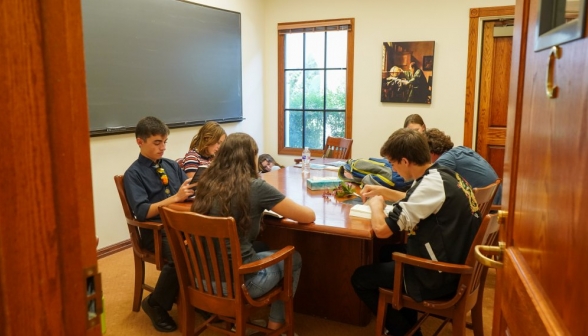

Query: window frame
[277,18,355,158]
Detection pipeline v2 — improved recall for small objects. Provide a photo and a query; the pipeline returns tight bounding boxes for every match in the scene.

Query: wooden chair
[323,136,353,159]
[473,179,501,219]
[375,213,499,336]
[159,206,296,336]
[113,175,166,312]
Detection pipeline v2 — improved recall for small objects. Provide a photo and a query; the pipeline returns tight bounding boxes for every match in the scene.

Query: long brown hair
[191,132,259,234]
[258,153,284,172]
[188,121,226,156]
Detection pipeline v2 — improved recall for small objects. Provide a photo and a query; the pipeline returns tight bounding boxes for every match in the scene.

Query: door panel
[1,0,101,334]
[494,0,588,334]
[486,146,505,178]
[500,249,567,335]
[476,20,511,179]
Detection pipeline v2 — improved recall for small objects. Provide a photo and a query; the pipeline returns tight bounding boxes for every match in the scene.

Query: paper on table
[349,204,394,219]
[263,210,284,218]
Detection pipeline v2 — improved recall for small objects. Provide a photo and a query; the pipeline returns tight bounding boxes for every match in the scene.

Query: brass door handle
[546,45,560,98]
[475,241,505,269]
[498,210,508,226]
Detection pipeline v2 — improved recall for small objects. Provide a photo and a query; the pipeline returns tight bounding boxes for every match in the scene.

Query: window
[277,19,354,157]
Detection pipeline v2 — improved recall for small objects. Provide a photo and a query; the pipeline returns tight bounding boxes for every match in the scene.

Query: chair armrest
[392,252,473,275]
[238,246,295,274]
[389,252,472,309]
[127,219,165,270]
[127,219,163,231]
[239,246,296,307]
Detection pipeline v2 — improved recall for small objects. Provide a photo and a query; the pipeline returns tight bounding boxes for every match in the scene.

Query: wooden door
[476,21,513,179]
[1,0,101,335]
[464,6,515,180]
[492,0,588,334]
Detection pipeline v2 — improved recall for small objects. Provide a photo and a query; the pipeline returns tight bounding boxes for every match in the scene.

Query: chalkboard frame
[82,0,244,136]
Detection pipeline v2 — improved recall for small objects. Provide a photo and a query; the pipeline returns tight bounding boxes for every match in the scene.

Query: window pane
[285,70,303,109]
[285,34,303,69]
[305,32,325,68]
[304,70,324,109]
[325,70,346,110]
[285,110,303,148]
[305,111,324,149]
[326,31,347,68]
[326,112,346,138]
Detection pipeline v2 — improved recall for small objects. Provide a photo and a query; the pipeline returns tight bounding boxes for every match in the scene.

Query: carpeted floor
[98,248,495,335]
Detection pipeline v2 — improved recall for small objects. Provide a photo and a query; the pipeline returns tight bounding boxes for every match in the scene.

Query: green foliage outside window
[285,68,346,149]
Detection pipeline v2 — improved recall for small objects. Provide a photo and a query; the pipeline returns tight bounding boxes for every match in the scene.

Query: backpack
[338,158,411,191]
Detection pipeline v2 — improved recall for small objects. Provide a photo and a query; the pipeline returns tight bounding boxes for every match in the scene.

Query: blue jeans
[243,250,302,324]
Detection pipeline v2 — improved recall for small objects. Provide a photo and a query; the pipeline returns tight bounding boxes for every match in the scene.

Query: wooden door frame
[463,6,515,148]
[1,0,100,334]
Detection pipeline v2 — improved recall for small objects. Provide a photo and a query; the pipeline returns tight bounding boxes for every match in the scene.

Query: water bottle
[302,147,311,173]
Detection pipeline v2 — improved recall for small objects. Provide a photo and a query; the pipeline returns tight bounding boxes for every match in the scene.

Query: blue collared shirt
[123,154,187,221]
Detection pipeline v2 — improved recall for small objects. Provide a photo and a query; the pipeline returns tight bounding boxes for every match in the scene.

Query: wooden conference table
[170,159,394,326]
[257,160,373,326]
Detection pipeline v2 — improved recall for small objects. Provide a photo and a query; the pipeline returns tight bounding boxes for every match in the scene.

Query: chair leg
[132,255,145,312]
[471,268,489,336]
[375,294,388,336]
[285,298,295,336]
[471,301,484,336]
[176,296,193,336]
[235,313,246,336]
[176,294,185,335]
[451,313,467,336]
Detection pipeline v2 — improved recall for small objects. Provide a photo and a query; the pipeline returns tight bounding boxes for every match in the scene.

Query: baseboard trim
[97,239,131,259]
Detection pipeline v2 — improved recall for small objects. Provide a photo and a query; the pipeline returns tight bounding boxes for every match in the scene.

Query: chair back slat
[206,235,226,299]
[324,136,353,159]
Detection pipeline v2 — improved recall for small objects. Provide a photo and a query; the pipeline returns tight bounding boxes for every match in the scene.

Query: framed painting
[380,41,435,104]
[422,55,434,71]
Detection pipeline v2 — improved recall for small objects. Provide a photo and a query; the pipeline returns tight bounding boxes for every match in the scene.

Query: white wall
[94,0,515,248]
[92,0,265,248]
[263,0,514,163]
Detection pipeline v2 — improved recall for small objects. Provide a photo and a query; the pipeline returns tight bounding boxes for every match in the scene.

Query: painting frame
[380,41,435,104]
[422,55,434,71]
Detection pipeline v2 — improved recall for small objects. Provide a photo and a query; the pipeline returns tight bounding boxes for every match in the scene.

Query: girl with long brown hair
[178,121,226,178]
[192,132,315,332]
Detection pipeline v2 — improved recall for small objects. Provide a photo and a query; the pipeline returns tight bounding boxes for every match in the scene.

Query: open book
[349,204,394,219]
